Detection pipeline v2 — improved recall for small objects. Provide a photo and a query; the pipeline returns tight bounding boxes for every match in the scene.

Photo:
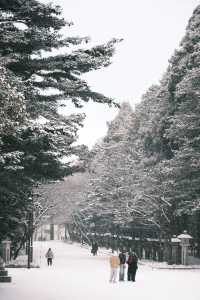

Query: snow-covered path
[0,241,199,300]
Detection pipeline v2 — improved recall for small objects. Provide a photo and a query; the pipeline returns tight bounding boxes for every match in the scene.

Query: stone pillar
[50,223,54,240]
[163,241,171,263]
[181,246,187,265]
[0,240,11,264]
[0,243,12,282]
[171,236,181,264]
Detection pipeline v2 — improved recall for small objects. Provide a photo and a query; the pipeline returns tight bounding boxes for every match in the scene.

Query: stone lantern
[171,235,181,264]
[177,231,192,265]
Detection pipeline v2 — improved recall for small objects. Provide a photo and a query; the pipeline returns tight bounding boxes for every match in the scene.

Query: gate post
[0,240,12,282]
[171,236,181,264]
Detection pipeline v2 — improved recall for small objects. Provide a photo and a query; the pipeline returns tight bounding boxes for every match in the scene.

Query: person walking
[127,251,138,282]
[45,248,54,266]
[91,241,98,256]
[118,249,126,281]
[109,251,120,283]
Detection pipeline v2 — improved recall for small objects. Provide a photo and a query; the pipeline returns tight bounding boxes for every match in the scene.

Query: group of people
[109,250,138,283]
[45,245,138,284]
[90,242,138,283]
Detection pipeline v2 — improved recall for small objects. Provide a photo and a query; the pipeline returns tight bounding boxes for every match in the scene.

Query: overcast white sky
[51,0,199,148]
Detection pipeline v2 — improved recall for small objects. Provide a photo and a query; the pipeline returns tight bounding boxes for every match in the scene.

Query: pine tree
[0,0,119,118]
[75,5,200,241]
[81,103,141,232]
[133,5,200,237]
[0,64,26,134]
[0,0,120,249]
[0,64,30,245]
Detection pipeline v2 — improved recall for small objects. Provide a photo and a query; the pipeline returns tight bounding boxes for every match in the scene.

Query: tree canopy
[71,5,200,242]
[0,0,120,252]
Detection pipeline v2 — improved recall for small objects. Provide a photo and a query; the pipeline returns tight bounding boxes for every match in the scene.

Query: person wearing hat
[109,251,120,283]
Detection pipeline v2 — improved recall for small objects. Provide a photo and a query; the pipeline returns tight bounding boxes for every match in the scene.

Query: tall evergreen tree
[81,103,141,232]
[0,0,119,118]
[80,5,200,240]
[0,0,120,250]
[0,64,30,245]
[133,5,200,237]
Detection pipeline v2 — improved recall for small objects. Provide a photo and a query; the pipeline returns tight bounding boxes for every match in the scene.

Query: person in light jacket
[45,248,54,266]
[109,251,120,283]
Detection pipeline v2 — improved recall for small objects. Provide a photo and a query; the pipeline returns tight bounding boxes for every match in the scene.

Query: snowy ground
[0,240,199,300]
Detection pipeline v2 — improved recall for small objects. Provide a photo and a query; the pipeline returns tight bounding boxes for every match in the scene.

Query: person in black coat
[119,250,126,281]
[91,241,98,256]
[127,252,138,282]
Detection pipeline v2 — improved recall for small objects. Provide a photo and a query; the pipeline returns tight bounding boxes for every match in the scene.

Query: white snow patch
[0,241,200,300]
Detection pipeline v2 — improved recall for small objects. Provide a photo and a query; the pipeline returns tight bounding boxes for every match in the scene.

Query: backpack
[133,254,138,263]
[128,254,138,265]
[127,255,133,265]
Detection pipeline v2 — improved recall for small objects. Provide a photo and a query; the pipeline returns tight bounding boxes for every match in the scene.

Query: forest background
[0,0,199,257]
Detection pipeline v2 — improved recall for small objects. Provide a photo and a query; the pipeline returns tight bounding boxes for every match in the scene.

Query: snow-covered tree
[132,5,200,237]
[0,0,120,251]
[0,64,26,134]
[77,103,142,233]
[78,5,200,240]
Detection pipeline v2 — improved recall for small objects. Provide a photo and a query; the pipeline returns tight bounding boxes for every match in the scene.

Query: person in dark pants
[45,248,54,266]
[119,250,126,281]
[127,252,138,282]
[91,241,98,256]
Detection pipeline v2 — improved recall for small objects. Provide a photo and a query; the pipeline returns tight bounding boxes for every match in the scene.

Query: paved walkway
[0,241,199,300]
